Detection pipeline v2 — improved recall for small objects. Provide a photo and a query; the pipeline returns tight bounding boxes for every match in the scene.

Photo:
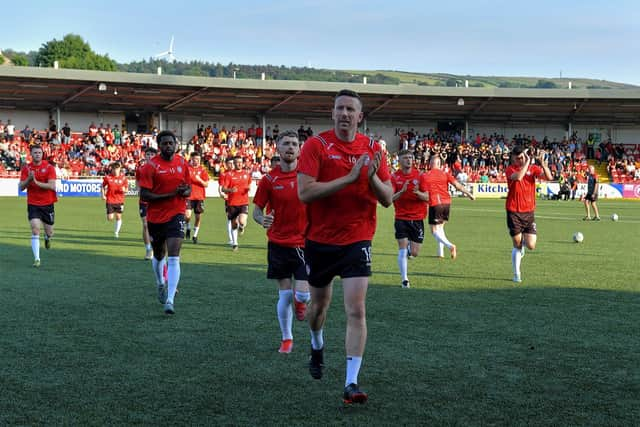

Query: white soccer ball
[573,232,584,243]
[611,213,619,221]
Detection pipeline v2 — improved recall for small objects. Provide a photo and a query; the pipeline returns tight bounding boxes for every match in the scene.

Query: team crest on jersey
[41,168,47,173]
[329,154,342,160]
[273,185,284,190]
[177,166,183,173]
[412,179,418,185]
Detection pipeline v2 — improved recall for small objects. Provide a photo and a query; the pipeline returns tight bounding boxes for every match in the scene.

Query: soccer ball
[611,213,619,221]
[573,232,584,243]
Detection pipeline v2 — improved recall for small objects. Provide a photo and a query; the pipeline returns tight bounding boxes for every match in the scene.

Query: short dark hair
[335,89,362,107]
[190,152,201,158]
[30,144,43,152]
[512,145,525,156]
[156,130,177,144]
[398,149,413,157]
[111,162,122,169]
[233,156,244,161]
[276,130,299,144]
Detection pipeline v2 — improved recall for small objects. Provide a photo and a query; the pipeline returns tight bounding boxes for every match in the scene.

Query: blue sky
[4,0,639,85]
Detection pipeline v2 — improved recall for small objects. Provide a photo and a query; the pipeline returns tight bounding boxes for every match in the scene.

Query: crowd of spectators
[389,128,640,184]
[1,119,639,184]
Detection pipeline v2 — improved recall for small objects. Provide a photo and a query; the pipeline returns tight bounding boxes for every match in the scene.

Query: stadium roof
[1,66,640,125]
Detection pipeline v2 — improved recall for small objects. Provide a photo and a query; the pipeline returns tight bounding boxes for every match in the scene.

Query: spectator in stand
[6,120,15,142]
[61,123,71,144]
[22,125,32,141]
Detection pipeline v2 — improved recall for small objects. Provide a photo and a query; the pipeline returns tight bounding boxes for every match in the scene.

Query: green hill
[347,70,637,89]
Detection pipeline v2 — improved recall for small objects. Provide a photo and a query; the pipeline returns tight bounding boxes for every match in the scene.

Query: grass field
[0,196,639,426]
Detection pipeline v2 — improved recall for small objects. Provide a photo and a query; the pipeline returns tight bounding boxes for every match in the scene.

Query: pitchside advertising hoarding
[0,178,636,199]
[466,182,638,199]
[7,178,250,198]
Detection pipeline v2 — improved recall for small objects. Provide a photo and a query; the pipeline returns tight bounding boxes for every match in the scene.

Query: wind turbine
[155,36,175,62]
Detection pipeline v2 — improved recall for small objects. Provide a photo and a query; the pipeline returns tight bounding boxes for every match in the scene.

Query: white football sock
[398,248,408,281]
[193,226,199,237]
[31,235,40,260]
[152,257,166,286]
[310,329,324,350]
[145,243,152,251]
[227,220,233,242]
[231,228,238,245]
[277,290,293,340]
[346,356,363,386]
[295,290,310,303]
[512,248,522,276]
[437,242,445,257]
[115,219,122,234]
[166,256,180,304]
[433,229,453,249]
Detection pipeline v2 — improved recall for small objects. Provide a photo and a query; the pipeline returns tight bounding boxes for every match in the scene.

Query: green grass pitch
[0,196,638,425]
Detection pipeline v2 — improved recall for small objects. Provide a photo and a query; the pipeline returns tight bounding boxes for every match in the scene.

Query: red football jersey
[391,168,427,220]
[505,164,543,212]
[102,174,128,204]
[253,165,306,247]
[224,169,251,207]
[138,154,191,223]
[20,160,58,206]
[297,129,390,245]
[135,163,148,206]
[188,165,209,201]
[422,168,456,207]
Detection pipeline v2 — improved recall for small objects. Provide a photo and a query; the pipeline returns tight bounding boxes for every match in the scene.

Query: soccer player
[220,156,251,251]
[298,89,393,404]
[185,152,210,244]
[138,130,191,315]
[101,162,128,239]
[391,149,429,289]
[583,165,601,221]
[18,144,58,267]
[136,147,157,260]
[218,158,235,245]
[422,154,475,259]
[253,130,310,354]
[505,146,553,283]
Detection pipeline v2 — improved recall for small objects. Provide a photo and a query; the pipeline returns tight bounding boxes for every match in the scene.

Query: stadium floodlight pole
[158,112,163,131]
[261,114,266,154]
[56,107,61,135]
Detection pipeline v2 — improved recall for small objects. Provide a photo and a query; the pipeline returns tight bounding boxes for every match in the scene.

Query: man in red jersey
[298,89,393,404]
[101,162,128,239]
[138,131,191,315]
[218,157,234,245]
[505,145,552,283]
[391,150,429,289]
[185,152,210,244]
[422,155,475,260]
[19,144,58,267]
[253,130,310,354]
[220,156,252,251]
[136,147,157,260]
